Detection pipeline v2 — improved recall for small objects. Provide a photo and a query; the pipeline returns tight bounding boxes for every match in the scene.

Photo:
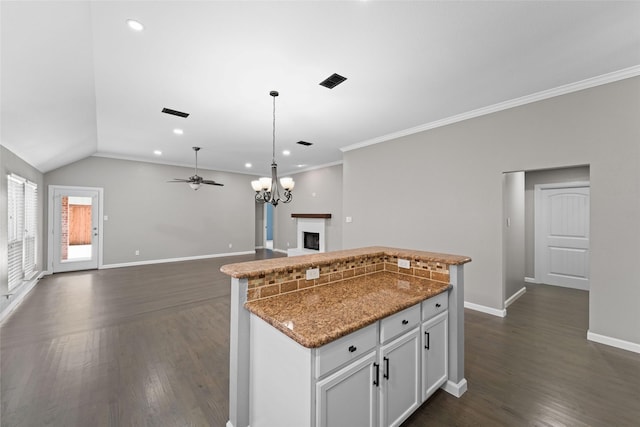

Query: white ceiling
[2,1,640,176]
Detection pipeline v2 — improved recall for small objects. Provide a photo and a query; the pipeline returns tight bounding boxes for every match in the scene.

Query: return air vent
[319,73,347,89]
[296,141,313,147]
[161,107,190,118]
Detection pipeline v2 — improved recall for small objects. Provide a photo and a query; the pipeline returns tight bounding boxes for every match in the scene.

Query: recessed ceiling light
[173,128,184,135]
[126,19,144,32]
[153,150,162,156]
[282,150,291,156]
[245,163,252,168]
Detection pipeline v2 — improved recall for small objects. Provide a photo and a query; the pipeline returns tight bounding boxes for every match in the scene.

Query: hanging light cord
[272,93,276,164]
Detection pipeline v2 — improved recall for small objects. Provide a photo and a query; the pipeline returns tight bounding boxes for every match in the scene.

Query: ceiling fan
[169,146,224,190]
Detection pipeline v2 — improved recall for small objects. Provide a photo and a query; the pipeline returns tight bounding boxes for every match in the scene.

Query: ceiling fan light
[259,177,272,190]
[189,182,201,190]
[251,180,263,192]
[280,177,295,190]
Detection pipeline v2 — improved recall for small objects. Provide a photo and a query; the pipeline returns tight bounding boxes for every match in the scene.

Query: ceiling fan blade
[202,180,224,186]
[167,147,223,187]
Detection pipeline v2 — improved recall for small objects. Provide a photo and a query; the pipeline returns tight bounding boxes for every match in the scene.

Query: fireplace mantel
[291,213,332,219]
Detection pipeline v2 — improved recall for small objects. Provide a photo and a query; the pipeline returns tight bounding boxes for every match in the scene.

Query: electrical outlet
[229,243,233,248]
[135,250,140,256]
[306,267,320,280]
[398,258,410,269]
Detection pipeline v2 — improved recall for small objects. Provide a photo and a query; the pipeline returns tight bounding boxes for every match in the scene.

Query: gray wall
[503,171,525,304]
[343,76,640,346]
[44,156,256,265]
[273,164,343,253]
[524,166,590,278]
[255,202,264,247]
[0,145,44,316]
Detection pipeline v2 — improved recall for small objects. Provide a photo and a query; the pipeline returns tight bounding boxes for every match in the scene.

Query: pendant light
[251,90,294,206]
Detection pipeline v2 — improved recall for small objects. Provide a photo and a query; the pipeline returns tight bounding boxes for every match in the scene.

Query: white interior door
[49,186,103,273]
[535,183,590,290]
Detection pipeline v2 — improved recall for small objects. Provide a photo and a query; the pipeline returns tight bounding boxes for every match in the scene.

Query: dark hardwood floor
[1,251,639,426]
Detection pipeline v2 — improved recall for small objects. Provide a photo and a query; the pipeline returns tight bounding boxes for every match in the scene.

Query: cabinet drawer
[315,322,378,379]
[422,291,448,321]
[379,304,421,344]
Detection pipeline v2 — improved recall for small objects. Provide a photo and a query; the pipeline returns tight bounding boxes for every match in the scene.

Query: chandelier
[251,90,295,206]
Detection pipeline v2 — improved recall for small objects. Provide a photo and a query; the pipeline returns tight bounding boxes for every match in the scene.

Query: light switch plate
[398,258,410,269]
[306,267,320,280]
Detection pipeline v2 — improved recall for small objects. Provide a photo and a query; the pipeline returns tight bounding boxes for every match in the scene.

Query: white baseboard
[273,248,288,255]
[101,250,256,269]
[464,301,507,317]
[443,378,467,397]
[505,286,526,308]
[587,330,640,354]
[0,271,44,324]
[524,277,538,284]
[255,245,265,249]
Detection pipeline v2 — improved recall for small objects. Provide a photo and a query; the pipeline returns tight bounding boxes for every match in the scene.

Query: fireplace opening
[303,232,320,251]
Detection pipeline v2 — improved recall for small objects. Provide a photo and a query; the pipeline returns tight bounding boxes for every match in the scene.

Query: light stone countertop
[245,271,451,348]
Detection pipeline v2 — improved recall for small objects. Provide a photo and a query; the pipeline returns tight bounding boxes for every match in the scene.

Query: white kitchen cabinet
[379,327,421,427]
[249,297,449,427]
[316,350,378,427]
[421,311,448,401]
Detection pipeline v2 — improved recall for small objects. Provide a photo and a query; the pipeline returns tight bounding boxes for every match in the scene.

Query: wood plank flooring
[1,251,639,426]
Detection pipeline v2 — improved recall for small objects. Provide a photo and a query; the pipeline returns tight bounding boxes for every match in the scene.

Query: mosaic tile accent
[245,253,451,302]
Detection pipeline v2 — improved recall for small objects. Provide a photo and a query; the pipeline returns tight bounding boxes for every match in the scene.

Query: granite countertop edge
[221,246,471,278]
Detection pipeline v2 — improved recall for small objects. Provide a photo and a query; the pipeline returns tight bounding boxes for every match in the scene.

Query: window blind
[24,181,38,278]
[7,174,38,290]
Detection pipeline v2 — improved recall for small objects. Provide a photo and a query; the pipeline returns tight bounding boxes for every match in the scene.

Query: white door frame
[534,181,590,288]
[47,185,104,273]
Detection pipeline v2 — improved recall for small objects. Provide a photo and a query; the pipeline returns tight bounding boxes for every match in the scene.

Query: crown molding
[341,65,640,153]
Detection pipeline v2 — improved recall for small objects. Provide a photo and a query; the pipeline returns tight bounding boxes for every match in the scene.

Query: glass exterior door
[52,187,100,272]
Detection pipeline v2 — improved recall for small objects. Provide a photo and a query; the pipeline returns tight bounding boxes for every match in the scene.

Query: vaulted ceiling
[2,1,639,175]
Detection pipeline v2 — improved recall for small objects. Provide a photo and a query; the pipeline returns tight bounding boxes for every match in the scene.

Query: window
[7,174,38,290]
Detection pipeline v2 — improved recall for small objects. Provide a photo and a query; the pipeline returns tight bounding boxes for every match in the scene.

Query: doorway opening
[265,203,274,250]
[503,165,590,311]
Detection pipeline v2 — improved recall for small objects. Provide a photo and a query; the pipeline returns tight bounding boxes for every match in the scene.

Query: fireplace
[287,214,331,257]
[303,232,320,251]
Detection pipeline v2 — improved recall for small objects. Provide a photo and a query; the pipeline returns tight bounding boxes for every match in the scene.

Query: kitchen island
[221,246,471,427]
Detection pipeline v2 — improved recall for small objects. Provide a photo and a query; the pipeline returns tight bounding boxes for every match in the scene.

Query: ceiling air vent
[297,141,313,147]
[162,107,190,118]
[319,73,347,89]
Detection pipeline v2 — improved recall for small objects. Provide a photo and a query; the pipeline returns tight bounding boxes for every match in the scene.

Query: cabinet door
[316,351,377,427]
[422,311,448,401]
[379,328,421,427]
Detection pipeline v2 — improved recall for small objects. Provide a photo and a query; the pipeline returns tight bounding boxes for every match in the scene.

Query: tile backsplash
[246,253,450,302]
